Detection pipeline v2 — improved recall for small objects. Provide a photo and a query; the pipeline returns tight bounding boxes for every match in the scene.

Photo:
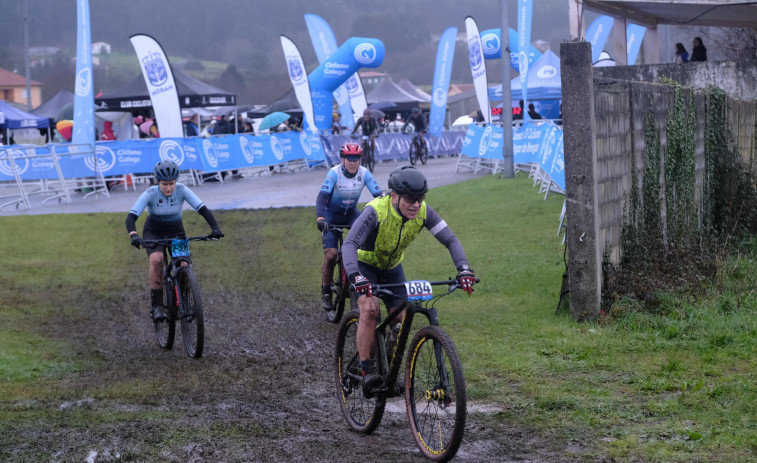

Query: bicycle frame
[373,280,458,395]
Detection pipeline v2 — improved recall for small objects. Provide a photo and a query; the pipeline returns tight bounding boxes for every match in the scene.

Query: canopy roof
[510,50,562,101]
[94,68,236,112]
[583,0,757,28]
[31,88,74,119]
[0,99,50,129]
[366,77,426,105]
[397,79,431,103]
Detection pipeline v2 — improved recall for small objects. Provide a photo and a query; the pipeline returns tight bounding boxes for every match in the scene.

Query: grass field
[1,174,756,462]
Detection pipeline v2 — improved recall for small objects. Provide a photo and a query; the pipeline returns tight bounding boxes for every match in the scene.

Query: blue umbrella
[258,111,290,131]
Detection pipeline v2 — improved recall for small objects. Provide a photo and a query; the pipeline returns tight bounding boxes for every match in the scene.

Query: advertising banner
[304,14,354,130]
[72,0,95,148]
[465,17,490,124]
[626,24,646,65]
[480,28,542,70]
[586,15,614,64]
[129,34,184,138]
[307,37,384,131]
[429,27,457,139]
[281,36,317,134]
[517,0,533,120]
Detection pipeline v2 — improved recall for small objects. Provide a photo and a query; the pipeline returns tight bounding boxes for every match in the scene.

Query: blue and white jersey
[129,183,205,222]
[317,165,382,218]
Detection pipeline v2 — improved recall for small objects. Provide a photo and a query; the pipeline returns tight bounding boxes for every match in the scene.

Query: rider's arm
[316,170,338,218]
[424,204,469,270]
[198,206,220,231]
[125,188,154,234]
[363,170,383,198]
[351,119,361,135]
[342,206,379,275]
[178,184,206,212]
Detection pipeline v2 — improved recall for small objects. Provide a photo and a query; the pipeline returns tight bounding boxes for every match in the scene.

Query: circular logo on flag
[468,37,483,71]
[433,88,447,107]
[75,68,91,96]
[91,145,117,173]
[0,149,29,176]
[240,136,255,164]
[478,125,493,156]
[271,136,284,161]
[518,51,529,75]
[481,33,500,55]
[159,140,185,165]
[354,43,377,65]
[287,56,305,84]
[536,65,557,79]
[299,132,312,156]
[202,139,218,168]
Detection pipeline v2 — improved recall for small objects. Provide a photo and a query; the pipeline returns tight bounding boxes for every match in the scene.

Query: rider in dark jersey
[403,107,427,147]
[316,143,383,312]
[351,108,380,156]
[341,166,476,397]
[126,160,224,321]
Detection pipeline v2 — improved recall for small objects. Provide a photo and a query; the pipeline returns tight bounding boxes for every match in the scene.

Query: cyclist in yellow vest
[342,166,476,397]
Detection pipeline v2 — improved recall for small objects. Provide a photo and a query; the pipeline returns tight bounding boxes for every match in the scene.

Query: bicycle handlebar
[372,278,481,297]
[141,235,221,245]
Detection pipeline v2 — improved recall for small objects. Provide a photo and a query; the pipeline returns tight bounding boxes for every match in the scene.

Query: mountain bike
[352,134,375,172]
[322,224,353,324]
[408,132,428,166]
[335,278,478,462]
[141,235,219,358]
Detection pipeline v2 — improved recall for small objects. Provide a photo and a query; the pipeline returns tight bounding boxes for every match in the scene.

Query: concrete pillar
[560,41,602,322]
[645,26,661,64]
[613,17,628,65]
[568,0,583,40]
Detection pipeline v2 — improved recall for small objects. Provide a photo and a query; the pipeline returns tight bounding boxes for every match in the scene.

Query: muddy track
[9,277,580,463]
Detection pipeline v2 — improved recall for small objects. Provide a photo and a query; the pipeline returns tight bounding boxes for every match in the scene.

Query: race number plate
[171,239,190,258]
[405,280,433,301]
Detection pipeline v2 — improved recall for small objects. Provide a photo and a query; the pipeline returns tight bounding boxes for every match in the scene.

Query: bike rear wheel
[405,325,466,462]
[155,280,176,350]
[177,267,205,359]
[409,141,417,165]
[335,311,385,434]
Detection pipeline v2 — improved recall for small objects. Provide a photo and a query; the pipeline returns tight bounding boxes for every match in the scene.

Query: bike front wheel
[405,325,466,462]
[335,311,385,434]
[409,141,417,165]
[155,280,176,350]
[177,267,205,359]
[326,262,347,324]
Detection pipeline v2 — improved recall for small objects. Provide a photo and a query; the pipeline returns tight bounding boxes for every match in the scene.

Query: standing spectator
[214,115,230,135]
[691,37,707,62]
[527,103,542,120]
[674,43,689,63]
[100,121,116,140]
[332,112,342,134]
[184,114,199,137]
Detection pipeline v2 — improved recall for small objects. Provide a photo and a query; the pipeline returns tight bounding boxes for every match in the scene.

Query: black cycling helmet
[154,160,180,181]
[388,166,428,196]
[412,107,420,115]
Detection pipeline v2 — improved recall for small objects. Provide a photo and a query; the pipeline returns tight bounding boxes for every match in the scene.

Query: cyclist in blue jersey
[316,142,383,312]
[126,160,224,321]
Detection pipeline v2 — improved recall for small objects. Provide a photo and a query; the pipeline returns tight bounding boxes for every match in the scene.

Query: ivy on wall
[608,83,757,309]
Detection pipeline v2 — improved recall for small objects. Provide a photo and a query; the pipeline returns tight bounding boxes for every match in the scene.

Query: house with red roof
[0,66,43,108]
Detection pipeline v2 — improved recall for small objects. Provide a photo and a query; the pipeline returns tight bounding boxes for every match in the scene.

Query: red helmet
[339,143,363,157]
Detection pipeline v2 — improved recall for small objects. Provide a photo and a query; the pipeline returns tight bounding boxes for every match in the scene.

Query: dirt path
[8,277,578,462]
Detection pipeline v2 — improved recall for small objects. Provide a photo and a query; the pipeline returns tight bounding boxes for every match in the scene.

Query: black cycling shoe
[362,372,384,399]
[322,293,334,311]
[151,305,167,322]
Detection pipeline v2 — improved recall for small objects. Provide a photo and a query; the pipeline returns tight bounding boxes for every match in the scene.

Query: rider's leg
[357,294,380,362]
[321,248,338,310]
[148,250,166,319]
[370,136,376,154]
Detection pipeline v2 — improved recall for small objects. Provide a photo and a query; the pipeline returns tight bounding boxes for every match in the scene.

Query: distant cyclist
[316,142,383,312]
[351,108,380,155]
[403,107,427,147]
[341,166,476,397]
[126,160,224,321]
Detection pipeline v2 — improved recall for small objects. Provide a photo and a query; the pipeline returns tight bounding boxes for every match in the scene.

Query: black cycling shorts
[357,261,407,311]
[143,218,186,257]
